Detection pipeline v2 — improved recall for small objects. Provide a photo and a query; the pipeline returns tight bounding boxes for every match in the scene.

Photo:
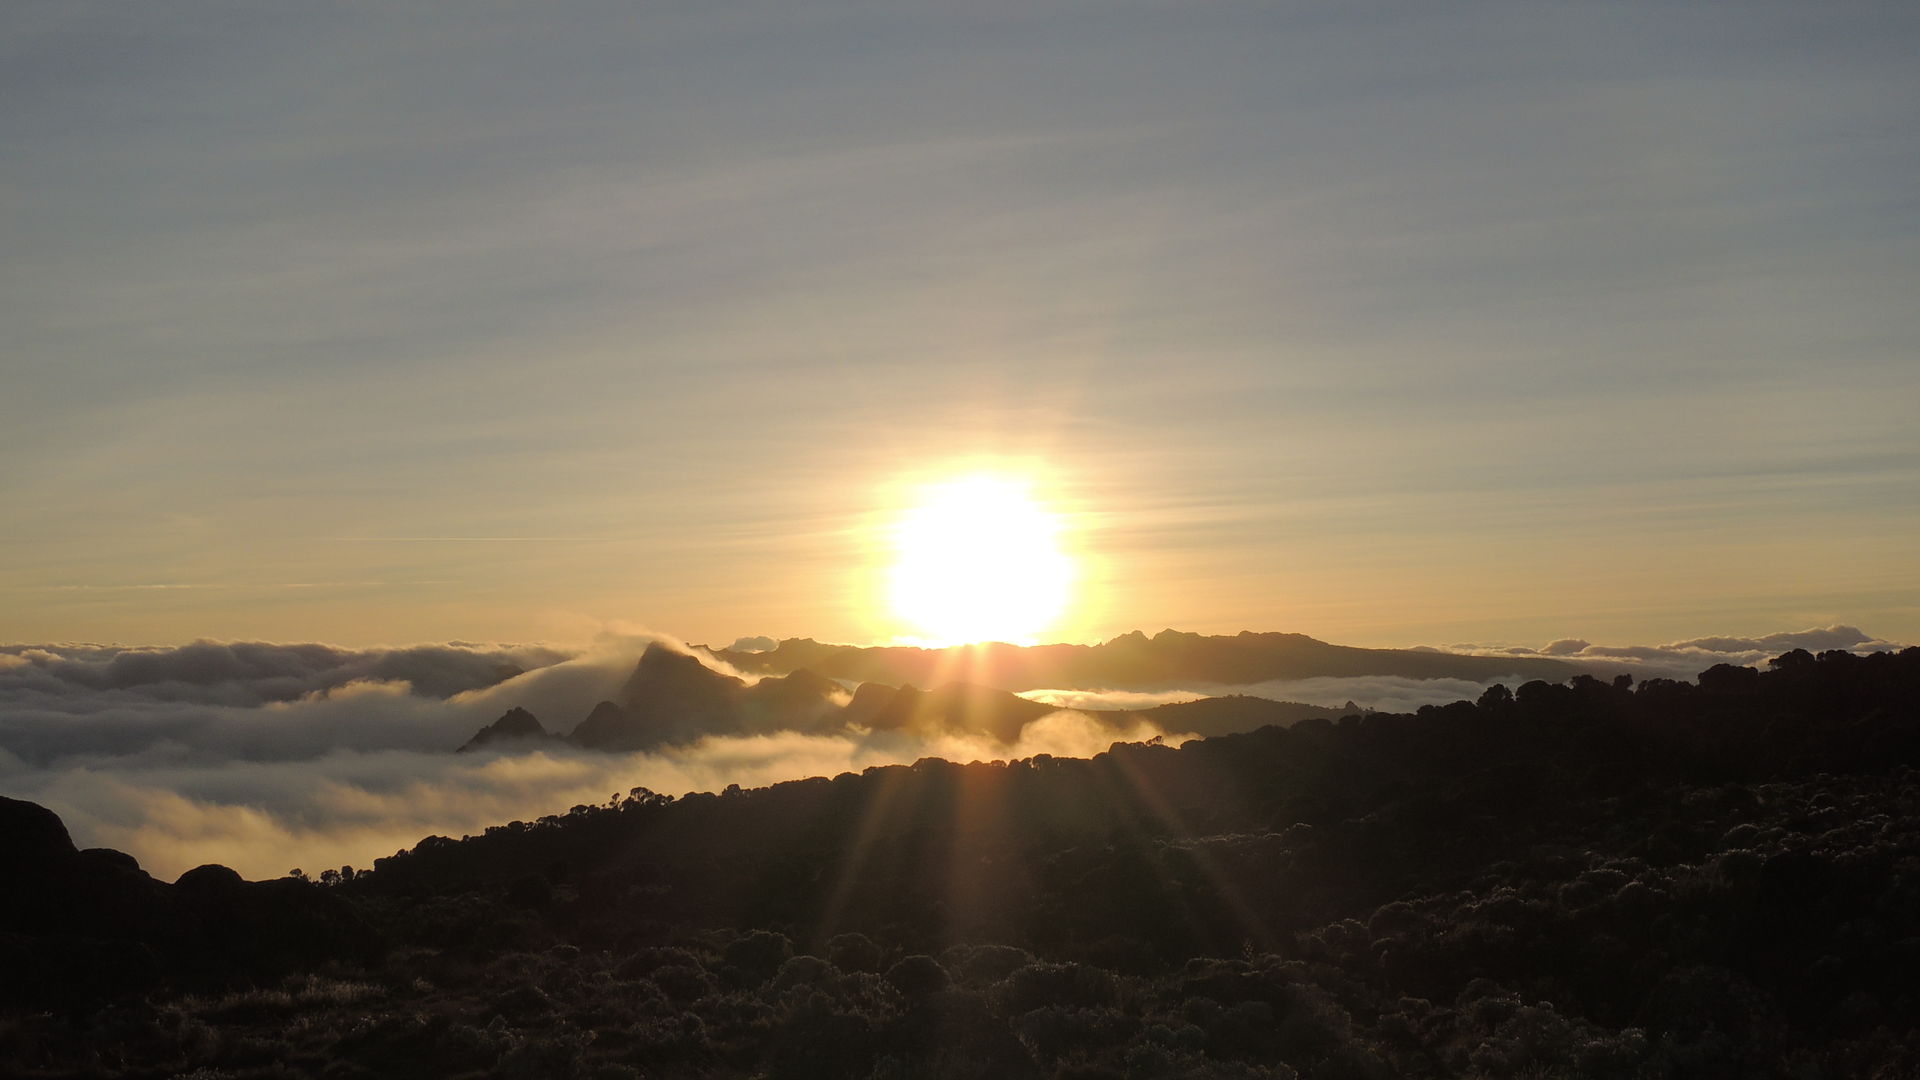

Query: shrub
[495,1026,592,1080]
[648,963,718,1004]
[1011,1004,1134,1062]
[885,955,952,997]
[724,930,793,983]
[490,984,555,1022]
[828,932,885,973]
[506,874,553,910]
[773,955,836,990]
[615,946,704,980]
[764,994,878,1080]
[999,963,1119,1014]
[945,943,1036,987]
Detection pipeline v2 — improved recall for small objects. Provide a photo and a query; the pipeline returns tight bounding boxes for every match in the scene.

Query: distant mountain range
[706,628,1574,689]
[457,628,1566,753]
[461,643,1062,753]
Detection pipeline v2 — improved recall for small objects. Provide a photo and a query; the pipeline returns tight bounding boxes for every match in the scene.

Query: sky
[5,0,1918,651]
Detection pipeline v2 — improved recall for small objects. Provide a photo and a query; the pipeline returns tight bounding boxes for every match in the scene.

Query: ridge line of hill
[705,629,1576,690]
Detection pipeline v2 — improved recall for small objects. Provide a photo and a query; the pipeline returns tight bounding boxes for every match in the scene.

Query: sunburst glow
[888,473,1075,646]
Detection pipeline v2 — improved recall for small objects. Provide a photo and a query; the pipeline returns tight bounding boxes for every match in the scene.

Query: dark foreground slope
[4,648,1919,1079]
[0,797,378,1012]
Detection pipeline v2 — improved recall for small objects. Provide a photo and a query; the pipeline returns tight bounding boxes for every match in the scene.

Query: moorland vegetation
[4,646,1918,1078]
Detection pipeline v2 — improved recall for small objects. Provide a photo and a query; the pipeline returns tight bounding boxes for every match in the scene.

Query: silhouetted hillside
[710,629,1575,689]
[0,796,376,1012]
[1135,694,1360,739]
[6,647,1919,1078]
[842,681,1056,743]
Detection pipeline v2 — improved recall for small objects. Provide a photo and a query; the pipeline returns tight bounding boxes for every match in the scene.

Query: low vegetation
[4,647,1917,1077]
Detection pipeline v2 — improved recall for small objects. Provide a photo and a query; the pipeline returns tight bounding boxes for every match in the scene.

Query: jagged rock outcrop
[571,644,849,750]
[458,706,554,752]
[572,645,746,750]
[2,793,78,863]
[568,698,641,749]
[0,797,377,1009]
[176,862,247,895]
[566,700,629,744]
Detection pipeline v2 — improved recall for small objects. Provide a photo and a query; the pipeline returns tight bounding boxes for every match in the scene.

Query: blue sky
[4,1,1917,648]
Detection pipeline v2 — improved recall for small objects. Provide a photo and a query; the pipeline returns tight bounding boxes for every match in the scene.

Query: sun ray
[1098,746,1280,953]
[810,763,915,946]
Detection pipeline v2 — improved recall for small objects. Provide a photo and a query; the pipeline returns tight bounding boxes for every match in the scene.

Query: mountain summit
[456,706,552,752]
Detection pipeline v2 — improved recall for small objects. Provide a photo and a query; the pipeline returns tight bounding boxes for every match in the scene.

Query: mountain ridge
[708,628,1576,689]
[460,639,1374,754]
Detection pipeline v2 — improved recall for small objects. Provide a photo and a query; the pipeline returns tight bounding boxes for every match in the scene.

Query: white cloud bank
[1018,676,1499,716]
[2,626,1903,881]
[0,634,1181,879]
[1427,624,1905,681]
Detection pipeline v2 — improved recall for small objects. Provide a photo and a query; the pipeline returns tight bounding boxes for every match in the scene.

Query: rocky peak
[0,794,77,864]
[566,700,631,749]
[619,643,739,707]
[458,706,551,752]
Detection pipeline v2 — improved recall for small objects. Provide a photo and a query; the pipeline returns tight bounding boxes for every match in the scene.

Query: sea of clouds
[0,626,1902,881]
[0,633,1168,880]
[1016,625,1906,714]
[1425,624,1905,680]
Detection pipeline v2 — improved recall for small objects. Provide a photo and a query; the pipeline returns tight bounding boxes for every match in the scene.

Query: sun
[887,473,1075,646]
